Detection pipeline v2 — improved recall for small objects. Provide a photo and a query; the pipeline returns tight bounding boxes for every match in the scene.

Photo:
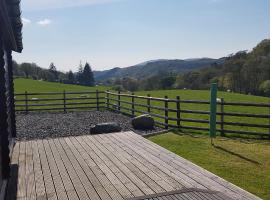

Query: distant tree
[77,61,84,84]
[49,62,58,81]
[20,63,33,78]
[82,62,95,86]
[259,80,270,97]
[67,70,75,84]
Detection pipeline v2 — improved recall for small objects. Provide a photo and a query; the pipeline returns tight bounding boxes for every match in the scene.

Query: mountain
[94,58,224,81]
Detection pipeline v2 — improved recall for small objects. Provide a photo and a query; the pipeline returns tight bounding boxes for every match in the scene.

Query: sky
[13,0,270,72]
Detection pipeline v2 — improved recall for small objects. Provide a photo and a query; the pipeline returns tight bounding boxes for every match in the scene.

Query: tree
[67,70,75,84]
[49,62,58,81]
[82,62,95,86]
[259,80,270,97]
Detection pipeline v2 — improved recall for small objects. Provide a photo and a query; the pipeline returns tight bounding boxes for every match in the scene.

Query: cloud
[22,17,31,26]
[22,0,122,11]
[37,19,52,26]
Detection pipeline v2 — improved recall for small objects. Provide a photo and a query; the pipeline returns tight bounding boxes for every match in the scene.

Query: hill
[94,58,224,81]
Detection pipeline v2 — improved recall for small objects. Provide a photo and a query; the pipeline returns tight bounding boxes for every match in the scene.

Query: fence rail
[15,90,105,113]
[15,90,270,137]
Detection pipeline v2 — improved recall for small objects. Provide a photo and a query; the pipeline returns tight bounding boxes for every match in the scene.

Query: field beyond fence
[15,90,270,138]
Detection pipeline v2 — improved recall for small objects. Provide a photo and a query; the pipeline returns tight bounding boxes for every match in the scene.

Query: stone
[90,122,122,134]
[131,114,155,130]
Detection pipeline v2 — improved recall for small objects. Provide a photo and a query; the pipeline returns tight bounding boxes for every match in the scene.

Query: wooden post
[132,93,135,117]
[96,90,99,111]
[220,98,225,137]
[63,90,66,113]
[165,96,168,129]
[176,96,181,129]
[25,91,28,114]
[147,94,151,114]
[106,90,109,110]
[0,45,10,178]
[118,91,121,112]
[6,49,16,137]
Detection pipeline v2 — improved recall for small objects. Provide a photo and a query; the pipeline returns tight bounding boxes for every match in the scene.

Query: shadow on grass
[212,144,261,165]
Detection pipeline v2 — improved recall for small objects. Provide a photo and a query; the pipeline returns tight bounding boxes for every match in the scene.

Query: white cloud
[37,19,52,26]
[22,0,122,11]
[22,17,31,26]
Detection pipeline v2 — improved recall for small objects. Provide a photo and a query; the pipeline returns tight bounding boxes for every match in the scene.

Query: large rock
[90,122,122,134]
[132,114,155,130]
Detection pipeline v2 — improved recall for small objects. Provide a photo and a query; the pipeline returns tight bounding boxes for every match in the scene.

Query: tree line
[13,61,95,87]
[107,39,270,97]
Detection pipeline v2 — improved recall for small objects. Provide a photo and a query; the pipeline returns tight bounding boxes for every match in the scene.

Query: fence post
[220,98,225,136]
[106,90,109,110]
[118,91,121,112]
[132,93,135,117]
[63,90,66,113]
[165,96,168,129]
[176,96,181,129]
[147,94,151,114]
[25,91,28,114]
[96,90,99,111]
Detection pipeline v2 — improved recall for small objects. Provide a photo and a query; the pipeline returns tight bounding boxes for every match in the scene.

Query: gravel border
[16,111,164,141]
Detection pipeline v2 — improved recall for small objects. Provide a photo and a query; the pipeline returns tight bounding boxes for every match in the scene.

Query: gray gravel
[16,111,163,141]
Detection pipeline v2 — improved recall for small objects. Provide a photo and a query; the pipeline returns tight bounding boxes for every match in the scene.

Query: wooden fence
[15,90,270,137]
[105,91,270,137]
[15,90,105,113]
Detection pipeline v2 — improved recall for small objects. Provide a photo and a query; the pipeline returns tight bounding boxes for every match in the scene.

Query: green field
[14,78,109,93]
[14,78,270,137]
[148,132,270,199]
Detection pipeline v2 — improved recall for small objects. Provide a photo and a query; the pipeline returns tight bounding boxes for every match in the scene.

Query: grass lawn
[148,132,270,199]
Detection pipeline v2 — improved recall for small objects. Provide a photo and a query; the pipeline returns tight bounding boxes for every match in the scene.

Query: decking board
[7,131,261,200]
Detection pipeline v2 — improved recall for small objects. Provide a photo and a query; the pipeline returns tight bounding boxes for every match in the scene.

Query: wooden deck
[6,131,260,200]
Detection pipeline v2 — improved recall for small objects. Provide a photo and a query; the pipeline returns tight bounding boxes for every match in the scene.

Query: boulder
[90,122,122,135]
[131,114,155,130]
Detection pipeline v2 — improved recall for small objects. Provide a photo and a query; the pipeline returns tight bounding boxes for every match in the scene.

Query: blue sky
[14,0,270,71]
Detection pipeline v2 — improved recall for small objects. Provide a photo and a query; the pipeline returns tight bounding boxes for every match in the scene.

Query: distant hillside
[94,58,224,81]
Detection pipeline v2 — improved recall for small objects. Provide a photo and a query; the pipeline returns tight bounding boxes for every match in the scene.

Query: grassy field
[14,78,109,93]
[148,132,270,199]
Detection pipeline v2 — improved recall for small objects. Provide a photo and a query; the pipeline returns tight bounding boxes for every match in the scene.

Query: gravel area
[16,111,164,141]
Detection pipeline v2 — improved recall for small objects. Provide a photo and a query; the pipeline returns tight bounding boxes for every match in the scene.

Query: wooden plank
[101,133,184,190]
[36,140,57,200]
[6,142,20,200]
[122,132,260,200]
[53,138,89,200]
[47,139,80,200]
[90,135,160,194]
[17,141,26,199]
[61,137,102,200]
[25,141,36,200]
[82,135,155,196]
[31,141,47,200]
[111,133,204,189]
[75,136,133,199]
[96,134,181,191]
[42,140,68,200]
[69,137,117,200]
[120,132,242,198]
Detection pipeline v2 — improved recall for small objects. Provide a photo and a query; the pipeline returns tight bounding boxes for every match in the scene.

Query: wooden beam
[5,49,17,137]
[0,41,10,179]
[0,0,18,51]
